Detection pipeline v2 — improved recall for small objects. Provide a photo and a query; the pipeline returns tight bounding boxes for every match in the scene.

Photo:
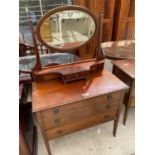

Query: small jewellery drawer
[46,110,117,140]
[41,91,122,130]
[62,71,89,83]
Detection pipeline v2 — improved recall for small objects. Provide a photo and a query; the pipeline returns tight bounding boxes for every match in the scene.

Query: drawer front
[46,109,117,140]
[63,71,89,82]
[42,91,122,130]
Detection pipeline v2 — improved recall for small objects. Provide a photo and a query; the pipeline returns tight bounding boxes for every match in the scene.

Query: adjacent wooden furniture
[112,59,135,125]
[112,0,135,40]
[101,40,135,124]
[19,84,38,155]
[32,70,128,155]
[19,121,38,155]
[73,0,116,59]
[19,43,34,57]
[101,40,135,60]
[74,0,135,43]
[102,0,116,41]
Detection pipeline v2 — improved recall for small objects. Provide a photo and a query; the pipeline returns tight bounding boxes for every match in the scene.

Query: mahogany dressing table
[32,70,128,155]
[29,5,128,155]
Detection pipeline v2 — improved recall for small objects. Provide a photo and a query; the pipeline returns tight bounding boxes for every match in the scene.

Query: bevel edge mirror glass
[36,5,97,52]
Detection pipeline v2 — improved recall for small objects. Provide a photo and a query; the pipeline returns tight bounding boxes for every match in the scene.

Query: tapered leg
[113,92,124,137]
[36,112,52,155]
[123,80,134,125]
[113,108,121,137]
[123,105,129,125]
[40,133,52,155]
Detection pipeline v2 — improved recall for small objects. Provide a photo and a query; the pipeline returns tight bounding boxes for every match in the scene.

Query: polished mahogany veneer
[101,40,135,60]
[32,70,128,155]
[30,5,129,155]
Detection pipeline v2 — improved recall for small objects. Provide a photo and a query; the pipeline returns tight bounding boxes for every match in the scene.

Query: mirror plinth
[33,59,104,83]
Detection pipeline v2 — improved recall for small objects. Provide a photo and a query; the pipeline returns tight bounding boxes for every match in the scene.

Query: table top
[112,59,135,79]
[32,70,128,112]
[101,40,135,60]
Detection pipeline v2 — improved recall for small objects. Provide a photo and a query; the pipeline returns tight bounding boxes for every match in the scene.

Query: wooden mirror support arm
[96,10,105,61]
[29,17,42,71]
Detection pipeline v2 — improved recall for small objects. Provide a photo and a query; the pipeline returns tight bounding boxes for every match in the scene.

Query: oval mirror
[36,6,97,51]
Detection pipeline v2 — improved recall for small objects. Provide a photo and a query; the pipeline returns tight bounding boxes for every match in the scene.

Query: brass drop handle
[106,95,112,109]
[53,108,59,114]
[57,129,63,134]
[54,118,61,124]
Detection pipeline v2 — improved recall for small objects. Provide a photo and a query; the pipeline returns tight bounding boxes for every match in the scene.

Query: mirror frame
[29,5,105,83]
[36,5,97,52]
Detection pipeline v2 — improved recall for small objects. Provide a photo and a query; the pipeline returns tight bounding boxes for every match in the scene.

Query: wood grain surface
[32,70,128,112]
[101,40,135,59]
[112,59,135,79]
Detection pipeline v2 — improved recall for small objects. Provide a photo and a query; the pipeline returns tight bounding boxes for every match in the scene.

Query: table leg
[123,105,129,125]
[113,108,121,137]
[36,112,52,155]
[123,80,134,125]
[113,92,124,137]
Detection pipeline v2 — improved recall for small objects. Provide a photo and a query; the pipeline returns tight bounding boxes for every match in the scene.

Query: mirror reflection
[40,10,96,49]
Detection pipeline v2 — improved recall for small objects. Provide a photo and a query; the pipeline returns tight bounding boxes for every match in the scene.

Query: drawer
[62,71,89,82]
[41,91,122,130]
[46,109,117,140]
